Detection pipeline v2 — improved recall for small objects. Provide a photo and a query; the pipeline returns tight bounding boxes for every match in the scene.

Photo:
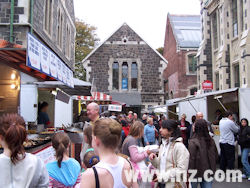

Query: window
[234,64,240,87]
[232,0,238,37]
[57,9,63,48]
[190,88,197,95]
[215,73,219,90]
[131,62,138,89]
[240,0,244,32]
[65,24,71,58]
[212,11,218,49]
[112,62,119,90]
[45,0,52,34]
[188,54,197,74]
[170,91,173,99]
[122,62,128,90]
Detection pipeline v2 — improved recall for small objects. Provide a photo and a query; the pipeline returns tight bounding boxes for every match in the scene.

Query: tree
[75,18,99,81]
[156,47,164,56]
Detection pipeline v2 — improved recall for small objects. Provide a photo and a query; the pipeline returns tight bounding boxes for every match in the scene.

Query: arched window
[188,54,197,74]
[112,62,119,90]
[131,62,138,89]
[122,62,128,90]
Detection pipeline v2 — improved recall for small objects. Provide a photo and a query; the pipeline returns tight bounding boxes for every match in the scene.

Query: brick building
[197,0,250,91]
[82,23,167,114]
[163,14,201,99]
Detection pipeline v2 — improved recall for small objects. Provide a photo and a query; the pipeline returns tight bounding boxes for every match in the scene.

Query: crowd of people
[0,102,249,188]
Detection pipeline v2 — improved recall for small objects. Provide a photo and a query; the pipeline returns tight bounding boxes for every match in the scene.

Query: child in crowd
[80,126,92,161]
[81,126,93,170]
[46,132,81,188]
[82,149,99,170]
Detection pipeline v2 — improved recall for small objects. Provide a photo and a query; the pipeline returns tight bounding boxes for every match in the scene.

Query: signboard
[27,33,74,88]
[122,78,128,90]
[108,104,122,112]
[34,145,55,165]
[202,80,213,90]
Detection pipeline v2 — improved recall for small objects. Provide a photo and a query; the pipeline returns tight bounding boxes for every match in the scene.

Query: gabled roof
[168,14,201,49]
[82,23,168,64]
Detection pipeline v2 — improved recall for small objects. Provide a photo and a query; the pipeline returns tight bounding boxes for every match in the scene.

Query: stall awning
[0,39,55,81]
[72,92,112,101]
[34,78,91,96]
[110,92,141,106]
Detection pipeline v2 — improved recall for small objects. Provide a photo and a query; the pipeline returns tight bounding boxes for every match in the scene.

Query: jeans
[191,181,212,188]
[241,148,250,177]
[220,143,235,171]
[158,183,165,188]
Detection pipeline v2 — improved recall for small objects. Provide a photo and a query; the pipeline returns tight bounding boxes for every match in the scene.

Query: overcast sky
[74,0,201,49]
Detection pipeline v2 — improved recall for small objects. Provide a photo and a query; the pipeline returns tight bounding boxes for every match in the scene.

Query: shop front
[0,36,91,163]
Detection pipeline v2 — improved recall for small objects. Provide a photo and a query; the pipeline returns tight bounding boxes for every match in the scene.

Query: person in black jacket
[238,118,250,180]
[177,114,191,148]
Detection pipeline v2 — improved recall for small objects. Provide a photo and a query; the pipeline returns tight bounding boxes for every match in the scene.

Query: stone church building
[82,23,167,114]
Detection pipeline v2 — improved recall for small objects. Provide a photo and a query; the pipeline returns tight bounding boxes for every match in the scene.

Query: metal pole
[30,0,34,34]
[10,0,14,42]
[187,99,198,113]
[215,97,227,111]
[167,109,179,116]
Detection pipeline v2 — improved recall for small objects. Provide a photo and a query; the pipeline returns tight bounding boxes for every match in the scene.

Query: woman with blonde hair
[80,118,138,188]
[122,121,151,163]
[144,117,157,145]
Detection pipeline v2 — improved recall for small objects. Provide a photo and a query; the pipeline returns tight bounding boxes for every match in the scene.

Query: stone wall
[0,0,76,70]
[84,24,165,105]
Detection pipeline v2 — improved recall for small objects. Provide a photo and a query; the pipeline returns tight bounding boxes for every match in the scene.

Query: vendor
[212,109,223,125]
[38,101,51,128]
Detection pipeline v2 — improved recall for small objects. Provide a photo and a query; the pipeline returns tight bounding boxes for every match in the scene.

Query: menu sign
[27,33,74,88]
[34,146,55,165]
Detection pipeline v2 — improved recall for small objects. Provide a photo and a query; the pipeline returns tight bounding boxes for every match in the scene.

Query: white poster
[66,68,71,86]
[27,33,74,88]
[70,71,74,88]
[108,105,122,112]
[50,52,57,78]
[62,64,67,83]
[40,46,50,74]
[27,34,41,70]
[56,57,62,81]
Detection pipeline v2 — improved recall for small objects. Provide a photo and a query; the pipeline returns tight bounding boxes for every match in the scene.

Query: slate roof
[82,23,168,64]
[169,14,202,48]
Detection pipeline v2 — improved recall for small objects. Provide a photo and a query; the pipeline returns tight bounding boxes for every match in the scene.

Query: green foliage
[74,18,99,81]
[156,47,164,56]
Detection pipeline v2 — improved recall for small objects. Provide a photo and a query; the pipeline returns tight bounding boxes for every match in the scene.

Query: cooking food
[32,136,51,141]
[40,131,54,135]
[23,140,36,148]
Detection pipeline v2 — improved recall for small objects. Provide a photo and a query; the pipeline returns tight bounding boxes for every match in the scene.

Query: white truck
[166,88,250,162]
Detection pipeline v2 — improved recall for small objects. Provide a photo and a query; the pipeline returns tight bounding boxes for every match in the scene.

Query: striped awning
[72,92,112,101]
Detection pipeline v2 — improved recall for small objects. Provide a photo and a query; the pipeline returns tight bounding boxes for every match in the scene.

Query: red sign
[202,80,213,90]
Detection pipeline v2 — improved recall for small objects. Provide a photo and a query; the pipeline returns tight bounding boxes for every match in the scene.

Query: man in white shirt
[219,111,239,171]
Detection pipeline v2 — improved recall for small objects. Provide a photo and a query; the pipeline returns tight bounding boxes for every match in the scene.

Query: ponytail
[56,143,65,168]
[0,114,27,164]
[51,132,70,168]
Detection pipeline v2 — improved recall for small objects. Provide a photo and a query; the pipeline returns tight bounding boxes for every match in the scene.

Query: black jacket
[238,126,250,149]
